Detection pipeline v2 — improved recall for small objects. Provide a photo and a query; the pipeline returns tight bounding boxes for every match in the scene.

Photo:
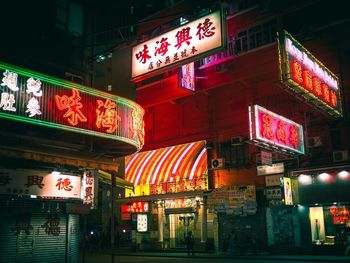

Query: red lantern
[329,206,338,215]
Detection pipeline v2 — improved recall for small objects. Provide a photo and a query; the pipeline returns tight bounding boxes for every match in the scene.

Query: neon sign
[278,30,342,117]
[0,62,145,150]
[249,105,305,155]
[179,62,195,91]
[131,10,225,81]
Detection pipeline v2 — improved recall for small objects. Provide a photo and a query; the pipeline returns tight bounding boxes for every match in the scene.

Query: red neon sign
[249,105,304,154]
[131,202,149,213]
[278,31,342,117]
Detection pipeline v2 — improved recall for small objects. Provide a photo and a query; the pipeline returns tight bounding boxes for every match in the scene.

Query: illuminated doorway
[169,213,195,248]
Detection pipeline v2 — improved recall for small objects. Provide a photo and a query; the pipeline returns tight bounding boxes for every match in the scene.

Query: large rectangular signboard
[249,105,305,155]
[131,10,225,81]
[278,30,342,117]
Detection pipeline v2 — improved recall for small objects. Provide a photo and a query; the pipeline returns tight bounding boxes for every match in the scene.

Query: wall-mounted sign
[278,30,342,118]
[283,177,293,205]
[131,201,149,213]
[0,62,145,150]
[137,214,148,232]
[0,169,81,199]
[179,63,195,91]
[131,10,225,81]
[249,105,305,155]
[81,170,96,208]
[257,162,285,176]
[261,150,272,166]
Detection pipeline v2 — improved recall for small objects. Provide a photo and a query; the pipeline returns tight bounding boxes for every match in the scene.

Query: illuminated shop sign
[137,214,148,232]
[131,10,225,81]
[329,206,349,224]
[81,170,96,208]
[278,31,342,117]
[0,169,81,199]
[249,105,305,155]
[0,62,145,150]
[131,201,149,213]
[179,63,195,91]
[283,177,293,205]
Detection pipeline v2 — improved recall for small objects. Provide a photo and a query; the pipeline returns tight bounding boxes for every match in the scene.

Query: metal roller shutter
[67,214,80,263]
[32,212,66,263]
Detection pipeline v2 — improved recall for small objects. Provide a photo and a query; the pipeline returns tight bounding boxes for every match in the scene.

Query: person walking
[185,231,194,256]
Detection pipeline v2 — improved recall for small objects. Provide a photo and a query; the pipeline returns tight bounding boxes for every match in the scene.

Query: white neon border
[253,105,304,154]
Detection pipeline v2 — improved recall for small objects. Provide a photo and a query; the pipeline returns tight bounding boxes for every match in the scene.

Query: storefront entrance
[169,213,195,248]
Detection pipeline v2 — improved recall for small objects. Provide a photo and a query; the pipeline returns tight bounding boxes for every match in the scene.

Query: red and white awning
[125,140,207,186]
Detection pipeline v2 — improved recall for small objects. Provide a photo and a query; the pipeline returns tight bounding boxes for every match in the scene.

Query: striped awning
[125,140,207,186]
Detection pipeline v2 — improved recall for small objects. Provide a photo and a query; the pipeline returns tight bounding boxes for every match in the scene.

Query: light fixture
[298,174,312,184]
[318,172,330,182]
[338,170,350,180]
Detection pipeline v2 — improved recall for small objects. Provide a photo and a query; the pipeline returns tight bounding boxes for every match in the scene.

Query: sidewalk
[87,249,350,262]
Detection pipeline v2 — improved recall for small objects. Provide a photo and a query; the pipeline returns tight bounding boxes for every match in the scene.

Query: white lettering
[286,37,338,90]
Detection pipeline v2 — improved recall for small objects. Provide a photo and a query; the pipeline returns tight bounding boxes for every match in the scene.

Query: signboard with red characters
[131,10,225,81]
[131,201,149,213]
[0,62,145,150]
[330,206,349,224]
[0,168,81,199]
[278,31,342,118]
[249,105,305,155]
[81,170,96,208]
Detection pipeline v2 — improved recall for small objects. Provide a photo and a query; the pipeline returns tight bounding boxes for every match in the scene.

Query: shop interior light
[298,174,312,184]
[338,170,350,180]
[318,172,331,182]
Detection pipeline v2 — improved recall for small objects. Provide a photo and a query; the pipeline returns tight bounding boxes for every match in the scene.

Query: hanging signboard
[0,169,81,199]
[131,10,225,81]
[278,30,342,118]
[179,62,195,91]
[0,62,145,150]
[81,170,96,208]
[249,105,305,155]
[283,177,293,205]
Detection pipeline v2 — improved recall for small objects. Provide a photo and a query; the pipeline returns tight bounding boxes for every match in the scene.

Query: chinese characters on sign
[81,171,95,207]
[0,169,81,199]
[131,202,149,213]
[132,10,224,80]
[179,62,195,91]
[278,31,342,117]
[137,214,148,232]
[249,105,304,154]
[0,63,145,150]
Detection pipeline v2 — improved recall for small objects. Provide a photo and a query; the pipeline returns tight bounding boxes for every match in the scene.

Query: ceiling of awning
[125,140,207,186]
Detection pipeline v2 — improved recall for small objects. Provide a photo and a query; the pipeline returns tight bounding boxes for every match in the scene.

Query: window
[200,20,277,67]
[55,0,83,36]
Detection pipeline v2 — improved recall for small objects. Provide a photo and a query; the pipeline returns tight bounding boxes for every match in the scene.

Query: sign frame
[131,9,226,82]
[0,62,145,150]
[249,105,305,155]
[277,30,342,118]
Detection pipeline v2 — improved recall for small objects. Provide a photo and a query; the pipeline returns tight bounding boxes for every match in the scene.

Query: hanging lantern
[329,206,338,215]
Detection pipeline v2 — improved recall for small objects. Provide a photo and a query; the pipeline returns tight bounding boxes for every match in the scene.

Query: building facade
[95,0,350,255]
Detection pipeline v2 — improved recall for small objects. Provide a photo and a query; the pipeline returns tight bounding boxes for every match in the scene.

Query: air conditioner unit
[215,63,229,74]
[333,150,349,162]
[307,136,322,148]
[231,136,244,146]
[211,158,225,169]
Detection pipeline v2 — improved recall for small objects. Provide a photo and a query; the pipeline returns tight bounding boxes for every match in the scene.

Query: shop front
[119,140,214,251]
[0,168,88,263]
[291,165,350,254]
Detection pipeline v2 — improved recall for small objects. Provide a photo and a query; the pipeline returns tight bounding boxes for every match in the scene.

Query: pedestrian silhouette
[185,231,194,256]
